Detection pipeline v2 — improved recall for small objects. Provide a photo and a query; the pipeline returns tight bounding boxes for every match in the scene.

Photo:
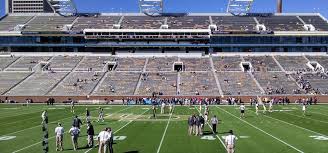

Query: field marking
[195,106,226,149]
[309,111,328,117]
[282,112,328,124]
[11,106,134,153]
[216,106,304,153]
[156,107,174,153]
[2,106,132,137]
[84,108,150,153]
[258,111,328,137]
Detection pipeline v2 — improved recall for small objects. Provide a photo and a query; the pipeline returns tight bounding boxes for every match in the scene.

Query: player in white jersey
[269,101,273,112]
[255,103,259,115]
[204,111,208,123]
[240,103,246,118]
[55,123,64,151]
[302,103,307,116]
[161,102,166,114]
[97,107,104,122]
[169,102,173,113]
[225,130,236,153]
[199,102,202,112]
[262,102,267,114]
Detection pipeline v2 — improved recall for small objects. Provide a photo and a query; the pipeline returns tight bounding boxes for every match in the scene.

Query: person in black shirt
[72,115,83,129]
[86,108,91,123]
[86,121,94,148]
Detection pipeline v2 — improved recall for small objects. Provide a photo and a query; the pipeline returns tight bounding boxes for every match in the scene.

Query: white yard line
[11,106,134,153]
[84,108,150,153]
[216,106,304,153]
[260,112,328,137]
[310,111,328,117]
[156,107,174,153]
[282,112,328,124]
[195,106,226,149]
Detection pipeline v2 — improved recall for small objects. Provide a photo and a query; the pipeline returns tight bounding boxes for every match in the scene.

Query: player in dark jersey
[72,115,83,129]
[86,108,91,123]
[152,104,156,118]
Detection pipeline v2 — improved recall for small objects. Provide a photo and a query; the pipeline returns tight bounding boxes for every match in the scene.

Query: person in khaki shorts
[98,127,111,153]
[225,130,236,153]
[54,123,64,151]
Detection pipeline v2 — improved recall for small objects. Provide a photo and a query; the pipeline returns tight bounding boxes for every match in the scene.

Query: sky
[0,0,328,18]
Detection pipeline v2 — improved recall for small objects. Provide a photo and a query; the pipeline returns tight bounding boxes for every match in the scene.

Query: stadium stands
[257,16,305,31]
[137,72,177,95]
[180,58,211,71]
[48,56,83,71]
[212,56,242,71]
[72,16,121,31]
[92,72,140,96]
[211,16,256,31]
[23,16,76,31]
[0,56,19,71]
[243,56,281,71]
[217,72,262,95]
[274,56,309,71]
[300,16,328,31]
[306,56,328,71]
[121,16,165,29]
[254,72,302,94]
[115,58,146,71]
[0,72,31,95]
[48,72,104,96]
[75,56,113,71]
[180,72,219,95]
[0,16,33,31]
[6,56,51,71]
[5,72,68,96]
[167,16,210,29]
[146,57,177,71]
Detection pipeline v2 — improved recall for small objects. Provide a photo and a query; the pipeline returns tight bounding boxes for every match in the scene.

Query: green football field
[0,104,328,153]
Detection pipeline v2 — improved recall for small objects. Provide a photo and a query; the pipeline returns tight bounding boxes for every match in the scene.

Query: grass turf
[0,104,327,153]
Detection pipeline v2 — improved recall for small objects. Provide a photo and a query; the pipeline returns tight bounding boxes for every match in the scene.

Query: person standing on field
[211,115,218,134]
[86,121,95,148]
[98,128,111,153]
[69,126,80,151]
[225,130,236,153]
[55,123,64,151]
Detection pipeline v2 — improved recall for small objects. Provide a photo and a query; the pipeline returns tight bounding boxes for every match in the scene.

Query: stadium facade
[0,12,328,53]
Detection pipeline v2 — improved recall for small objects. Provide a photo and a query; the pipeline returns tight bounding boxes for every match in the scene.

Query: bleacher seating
[212,16,256,31]
[300,16,328,31]
[212,56,242,71]
[137,72,177,95]
[217,72,261,95]
[48,72,104,96]
[146,57,177,71]
[167,16,210,29]
[256,16,305,31]
[243,56,281,71]
[0,56,18,71]
[48,56,83,71]
[6,56,51,71]
[291,73,328,94]
[0,72,31,94]
[23,16,76,31]
[180,72,219,95]
[92,72,140,96]
[75,56,113,71]
[72,16,121,31]
[181,58,211,71]
[254,72,302,94]
[0,16,33,31]
[274,56,309,71]
[5,72,68,96]
[115,58,146,71]
[121,16,165,29]
[306,56,328,71]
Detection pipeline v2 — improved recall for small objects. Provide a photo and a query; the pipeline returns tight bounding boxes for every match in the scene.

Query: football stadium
[0,0,328,153]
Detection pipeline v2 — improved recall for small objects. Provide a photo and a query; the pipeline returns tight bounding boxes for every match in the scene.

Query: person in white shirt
[69,126,80,151]
[98,127,111,153]
[302,103,307,116]
[55,123,64,151]
[225,130,236,153]
[98,107,105,122]
[269,101,273,113]
[240,104,246,118]
[255,103,259,115]
[161,102,166,114]
[41,110,48,124]
[169,103,173,113]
